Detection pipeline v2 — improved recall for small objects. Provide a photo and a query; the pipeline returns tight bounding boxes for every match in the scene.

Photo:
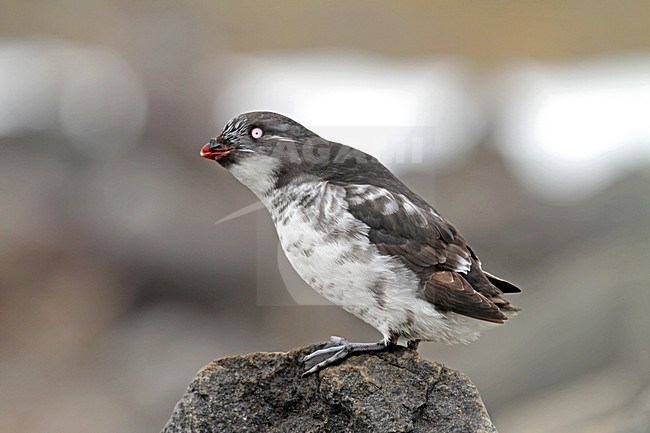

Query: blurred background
[2,1,650,432]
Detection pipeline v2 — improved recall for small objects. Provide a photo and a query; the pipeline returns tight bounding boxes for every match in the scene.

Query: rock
[162,344,497,433]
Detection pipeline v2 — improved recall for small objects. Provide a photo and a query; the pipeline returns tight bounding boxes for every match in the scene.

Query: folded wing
[339,183,519,323]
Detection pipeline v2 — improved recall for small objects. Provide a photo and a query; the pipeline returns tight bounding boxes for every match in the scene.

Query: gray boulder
[162,344,497,433]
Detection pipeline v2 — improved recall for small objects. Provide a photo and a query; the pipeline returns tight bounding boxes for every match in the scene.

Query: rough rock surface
[162,344,497,433]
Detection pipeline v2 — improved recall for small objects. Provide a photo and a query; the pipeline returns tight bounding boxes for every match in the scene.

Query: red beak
[200,143,233,161]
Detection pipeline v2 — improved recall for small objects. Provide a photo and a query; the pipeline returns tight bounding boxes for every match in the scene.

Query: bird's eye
[250,127,264,139]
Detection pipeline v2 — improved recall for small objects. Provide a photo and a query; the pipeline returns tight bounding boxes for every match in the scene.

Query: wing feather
[423,272,507,323]
[339,183,520,322]
[341,184,471,274]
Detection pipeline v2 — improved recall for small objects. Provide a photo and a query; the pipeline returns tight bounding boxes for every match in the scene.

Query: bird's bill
[200,143,233,161]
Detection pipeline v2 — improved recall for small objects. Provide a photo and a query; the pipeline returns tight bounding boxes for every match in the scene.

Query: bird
[200,111,521,376]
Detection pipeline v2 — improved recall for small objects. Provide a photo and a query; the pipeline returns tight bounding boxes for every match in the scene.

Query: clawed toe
[301,336,390,377]
[301,336,350,363]
[302,344,347,362]
[302,346,351,377]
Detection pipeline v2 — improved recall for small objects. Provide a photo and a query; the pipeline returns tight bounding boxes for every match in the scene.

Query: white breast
[259,179,495,344]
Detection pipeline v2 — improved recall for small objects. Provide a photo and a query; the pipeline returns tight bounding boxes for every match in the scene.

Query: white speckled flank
[258,179,494,344]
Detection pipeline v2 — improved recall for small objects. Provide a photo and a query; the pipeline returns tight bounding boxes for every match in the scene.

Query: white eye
[250,127,263,139]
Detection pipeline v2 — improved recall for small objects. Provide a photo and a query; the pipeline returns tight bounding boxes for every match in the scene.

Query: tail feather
[484,271,521,293]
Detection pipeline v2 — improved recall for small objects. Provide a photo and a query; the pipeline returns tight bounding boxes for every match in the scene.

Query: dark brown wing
[423,271,507,323]
[341,184,472,274]
[340,183,519,322]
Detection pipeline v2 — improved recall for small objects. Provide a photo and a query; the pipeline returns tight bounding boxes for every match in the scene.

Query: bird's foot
[407,339,421,350]
[301,336,390,377]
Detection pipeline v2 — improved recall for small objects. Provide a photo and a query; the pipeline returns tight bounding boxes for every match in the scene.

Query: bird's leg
[407,339,421,350]
[302,335,398,376]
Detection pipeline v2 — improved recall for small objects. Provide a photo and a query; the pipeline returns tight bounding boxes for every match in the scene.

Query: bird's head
[201,111,324,197]
[201,111,317,165]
